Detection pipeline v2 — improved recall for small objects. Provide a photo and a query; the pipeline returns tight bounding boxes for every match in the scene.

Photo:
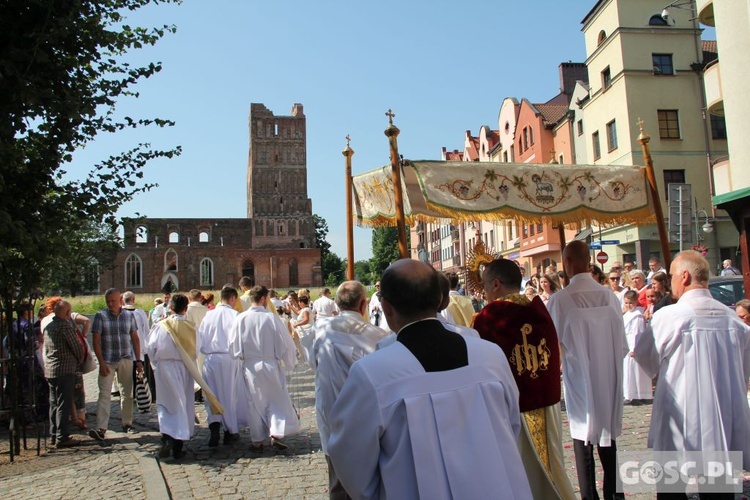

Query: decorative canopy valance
[353,160,654,228]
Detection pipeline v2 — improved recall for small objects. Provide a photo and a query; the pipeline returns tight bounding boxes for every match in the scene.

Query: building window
[125,254,142,288]
[529,127,535,146]
[602,66,612,90]
[523,128,529,150]
[200,258,214,287]
[199,231,210,243]
[577,119,583,136]
[597,30,606,46]
[530,224,535,236]
[168,231,179,243]
[241,260,255,286]
[711,114,727,139]
[649,14,669,26]
[658,110,680,139]
[592,131,601,160]
[537,223,544,234]
[522,224,528,238]
[135,226,148,244]
[652,53,674,75]
[663,170,686,201]
[164,248,178,271]
[606,119,618,151]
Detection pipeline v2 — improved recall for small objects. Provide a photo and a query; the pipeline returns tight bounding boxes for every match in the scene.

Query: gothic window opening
[199,231,210,243]
[169,231,179,243]
[200,258,214,287]
[242,261,255,286]
[125,254,143,288]
[165,248,178,271]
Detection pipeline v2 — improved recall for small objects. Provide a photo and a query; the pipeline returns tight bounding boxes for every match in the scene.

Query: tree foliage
[0,0,182,306]
[43,221,121,297]
[370,226,407,278]
[354,260,373,285]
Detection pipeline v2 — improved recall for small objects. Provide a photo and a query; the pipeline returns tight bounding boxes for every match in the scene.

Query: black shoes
[224,431,240,444]
[209,423,220,448]
[89,428,106,441]
[123,424,138,434]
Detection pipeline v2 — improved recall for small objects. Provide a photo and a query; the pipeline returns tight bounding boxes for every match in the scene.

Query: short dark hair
[380,259,440,317]
[220,286,238,302]
[446,272,459,289]
[169,294,189,314]
[483,259,522,292]
[239,276,253,288]
[624,290,638,302]
[249,285,268,303]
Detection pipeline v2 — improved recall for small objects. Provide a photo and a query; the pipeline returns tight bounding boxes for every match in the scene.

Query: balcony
[703,60,724,116]
[712,155,732,195]
[697,0,715,26]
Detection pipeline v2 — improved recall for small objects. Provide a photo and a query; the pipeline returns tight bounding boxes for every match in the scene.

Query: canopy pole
[343,135,355,280]
[637,118,672,270]
[384,109,408,259]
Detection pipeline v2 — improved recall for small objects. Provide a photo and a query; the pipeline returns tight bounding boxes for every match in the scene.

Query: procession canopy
[352,160,655,228]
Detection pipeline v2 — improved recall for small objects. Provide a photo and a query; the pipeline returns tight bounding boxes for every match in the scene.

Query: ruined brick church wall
[98,102,323,294]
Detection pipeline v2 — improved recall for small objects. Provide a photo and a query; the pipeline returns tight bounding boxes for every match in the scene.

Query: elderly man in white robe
[198,286,247,447]
[230,285,299,451]
[309,280,389,499]
[546,240,628,500]
[328,259,532,499]
[148,294,223,460]
[635,251,750,498]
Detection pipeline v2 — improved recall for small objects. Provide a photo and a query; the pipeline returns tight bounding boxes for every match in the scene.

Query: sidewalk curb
[124,442,170,500]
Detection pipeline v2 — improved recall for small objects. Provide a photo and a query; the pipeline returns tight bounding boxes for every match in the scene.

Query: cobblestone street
[2,364,749,499]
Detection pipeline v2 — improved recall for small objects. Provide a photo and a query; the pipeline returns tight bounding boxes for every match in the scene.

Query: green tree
[323,252,346,288]
[43,221,121,297]
[0,0,182,307]
[370,226,408,277]
[354,260,373,284]
[314,213,339,281]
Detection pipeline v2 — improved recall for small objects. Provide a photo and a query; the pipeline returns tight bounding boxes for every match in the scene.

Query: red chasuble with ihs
[472,295,561,412]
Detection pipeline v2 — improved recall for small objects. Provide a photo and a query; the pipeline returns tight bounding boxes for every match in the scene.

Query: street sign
[596,251,609,264]
[589,240,619,249]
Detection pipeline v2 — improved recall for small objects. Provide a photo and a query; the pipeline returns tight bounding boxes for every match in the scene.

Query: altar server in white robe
[367,282,390,332]
[230,285,299,450]
[547,240,628,500]
[621,290,652,403]
[147,294,197,460]
[328,259,532,500]
[310,280,389,499]
[635,251,750,482]
[198,286,248,447]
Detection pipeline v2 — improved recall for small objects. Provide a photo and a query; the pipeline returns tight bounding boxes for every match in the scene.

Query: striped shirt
[44,316,84,378]
[92,308,137,364]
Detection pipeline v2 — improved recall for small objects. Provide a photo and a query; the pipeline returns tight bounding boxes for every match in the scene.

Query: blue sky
[68,0,705,261]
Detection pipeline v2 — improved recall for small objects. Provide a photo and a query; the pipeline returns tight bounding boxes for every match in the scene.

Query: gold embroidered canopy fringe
[352,160,655,228]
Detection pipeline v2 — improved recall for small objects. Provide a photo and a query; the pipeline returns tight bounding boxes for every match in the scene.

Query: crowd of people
[3,248,750,499]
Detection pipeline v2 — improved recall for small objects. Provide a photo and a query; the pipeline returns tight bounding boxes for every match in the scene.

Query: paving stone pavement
[3,363,750,499]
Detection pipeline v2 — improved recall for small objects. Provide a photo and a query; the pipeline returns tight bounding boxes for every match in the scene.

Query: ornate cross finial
[549,147,557,163]
[637,117,645,131]
[385,109,396,125]
[345,134,351,148]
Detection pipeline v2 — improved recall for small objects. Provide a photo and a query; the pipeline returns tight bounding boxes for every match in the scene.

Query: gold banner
[353,160,654,228]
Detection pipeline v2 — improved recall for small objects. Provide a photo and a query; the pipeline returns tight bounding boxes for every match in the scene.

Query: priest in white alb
[198,286,248,447]
[309,280,389,499]
[327,259,532,499]
[230,285,299,450]
[546,241,628,500]
[635,251,750,495]
[147,294,223,460]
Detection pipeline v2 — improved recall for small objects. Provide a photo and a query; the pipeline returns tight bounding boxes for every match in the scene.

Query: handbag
[135,371,152,413]
[81,349,97,374]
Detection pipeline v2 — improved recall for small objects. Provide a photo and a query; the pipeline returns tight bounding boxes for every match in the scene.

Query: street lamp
[694,198,713,243]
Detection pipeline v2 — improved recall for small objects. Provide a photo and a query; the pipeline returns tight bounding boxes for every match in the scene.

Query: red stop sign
[596,251,609,264]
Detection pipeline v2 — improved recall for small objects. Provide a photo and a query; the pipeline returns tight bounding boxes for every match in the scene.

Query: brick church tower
[247,103,316,250]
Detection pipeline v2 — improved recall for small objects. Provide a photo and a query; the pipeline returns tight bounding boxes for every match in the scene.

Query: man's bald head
[563,240,591,277]
[380,258,440,324]
[335,281,367,312]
